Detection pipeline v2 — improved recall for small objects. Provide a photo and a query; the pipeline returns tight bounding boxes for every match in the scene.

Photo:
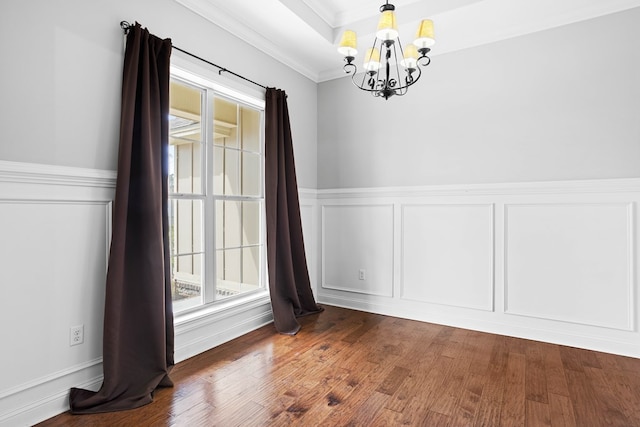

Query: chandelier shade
[338,30,358,57]
[401,44,418,69]
[363,47,382,71]
[337,1,435,100]
[376,10,398,41]
[415,19,436,48]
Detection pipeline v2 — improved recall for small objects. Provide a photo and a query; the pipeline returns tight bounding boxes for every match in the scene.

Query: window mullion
[203,88,216,304]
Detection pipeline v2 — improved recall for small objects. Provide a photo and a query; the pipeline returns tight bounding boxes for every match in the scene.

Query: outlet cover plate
[70,325,84,346]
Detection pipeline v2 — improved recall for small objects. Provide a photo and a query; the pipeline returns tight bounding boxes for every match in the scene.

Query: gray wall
[0,0,318,188]
[318,8,640,189]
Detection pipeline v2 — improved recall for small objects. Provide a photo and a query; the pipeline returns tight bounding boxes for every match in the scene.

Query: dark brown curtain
[69,23,174,413]
[265,88,323,335]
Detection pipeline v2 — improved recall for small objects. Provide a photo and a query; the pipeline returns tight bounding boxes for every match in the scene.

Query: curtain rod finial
[120,21,132,34]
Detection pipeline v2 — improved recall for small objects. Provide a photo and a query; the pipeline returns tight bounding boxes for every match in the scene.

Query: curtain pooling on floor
[69,22,174,413]
[265,88,323,335]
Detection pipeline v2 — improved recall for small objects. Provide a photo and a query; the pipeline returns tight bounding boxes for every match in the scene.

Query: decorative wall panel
[322,204,394,297]
[402,204,494,310]
[504,203,633,330]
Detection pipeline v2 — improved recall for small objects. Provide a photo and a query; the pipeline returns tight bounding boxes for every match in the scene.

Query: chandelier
[337,1,435,100]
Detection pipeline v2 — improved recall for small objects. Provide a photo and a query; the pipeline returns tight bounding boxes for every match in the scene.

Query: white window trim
[169,59,269,325]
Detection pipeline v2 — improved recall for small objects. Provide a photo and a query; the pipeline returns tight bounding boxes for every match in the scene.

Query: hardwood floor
[37,305,640,426]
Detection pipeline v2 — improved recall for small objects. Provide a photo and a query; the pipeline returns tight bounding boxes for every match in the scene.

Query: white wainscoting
[322,204,395,297]
[304,179,640,359]
[504,202,634,331]
[0,161,115,427]
[402,204,494,311]
[0,161,273,427]
[299,189,318,298]
[5,170,639,425]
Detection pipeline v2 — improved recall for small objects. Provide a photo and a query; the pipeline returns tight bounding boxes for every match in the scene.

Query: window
[168,69,265,313]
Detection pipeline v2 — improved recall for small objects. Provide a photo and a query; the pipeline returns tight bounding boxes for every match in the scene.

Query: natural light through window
[168,71,265,313]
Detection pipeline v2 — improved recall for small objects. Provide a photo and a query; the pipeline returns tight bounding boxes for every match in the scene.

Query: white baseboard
[0,300,273,427]
[0,360,102,427]
[318,294,640,358]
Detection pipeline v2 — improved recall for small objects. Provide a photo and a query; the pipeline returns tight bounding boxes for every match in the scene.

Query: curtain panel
[69,23,174,413]
[265,88,323,335]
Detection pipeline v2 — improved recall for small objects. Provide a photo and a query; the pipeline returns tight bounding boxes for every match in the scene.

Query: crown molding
[300,0,337,28]
[174,0,320,82]
[279,0,333,42]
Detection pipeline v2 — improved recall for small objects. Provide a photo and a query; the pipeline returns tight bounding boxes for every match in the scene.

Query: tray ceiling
[174,0,640,82]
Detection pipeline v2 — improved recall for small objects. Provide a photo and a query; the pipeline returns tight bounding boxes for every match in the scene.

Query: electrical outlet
[359,269,366,280]
[70,325,84,346]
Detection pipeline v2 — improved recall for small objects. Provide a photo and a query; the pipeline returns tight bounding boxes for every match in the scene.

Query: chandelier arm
[350,69,380,93]
[411,65,423,86]
[345,53,427,97]
[391,64,423,94]
[341,35,432,98]
[394,68,421,96]
[418,55,431,67]
[392,49,430,92]
[395,54,429,91]
[343,61,357,75]
[347,63,370,90]
[344,59,378,92]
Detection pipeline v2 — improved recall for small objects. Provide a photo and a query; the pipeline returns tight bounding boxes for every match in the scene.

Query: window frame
[169,64,268,317]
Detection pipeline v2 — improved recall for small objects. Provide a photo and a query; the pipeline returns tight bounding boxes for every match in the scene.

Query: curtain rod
[120,21,268,90]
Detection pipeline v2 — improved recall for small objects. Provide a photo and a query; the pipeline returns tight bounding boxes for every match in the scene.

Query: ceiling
[174,0,640,83]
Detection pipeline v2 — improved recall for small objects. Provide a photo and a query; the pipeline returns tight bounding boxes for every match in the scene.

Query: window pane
[214,97,238,148]
[224,148,240,196]
[217,248,241,299]
[242,201,261,246]
[170,80,203,195]
[221,248,241,282]
[171,199,203,255]
[213,145,224,195]
[171,253,203,311]
[215,199,224,249]
[216,200,242,248]
[170,80,202,119]
[170,198,204,312]
[242,246,260,287]
[242,152,261,196]
[241,106,261,153]
[170,139,203,195]
[173,141,203,194]
[168,196,175,254]
[169,144,176,193]
[214,148,241,197]
[215,247,261,299]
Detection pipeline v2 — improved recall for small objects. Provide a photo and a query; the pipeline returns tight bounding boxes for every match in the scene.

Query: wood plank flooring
[37,305,640,426]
